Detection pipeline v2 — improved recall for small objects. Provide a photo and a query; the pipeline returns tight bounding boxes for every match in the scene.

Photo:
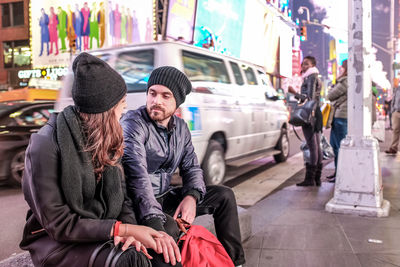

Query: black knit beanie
[72,52,127,114]
[147,66,192,107]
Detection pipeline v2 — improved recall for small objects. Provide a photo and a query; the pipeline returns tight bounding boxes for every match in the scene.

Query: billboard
[31,0,153,67]
[193,0,246,57]
[166,0,197,43]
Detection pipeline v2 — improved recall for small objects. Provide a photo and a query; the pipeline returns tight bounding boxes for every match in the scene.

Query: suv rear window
[242,65,258,85]
[115,49,155,92]
[182,50,230,84]
[229,61,244,85]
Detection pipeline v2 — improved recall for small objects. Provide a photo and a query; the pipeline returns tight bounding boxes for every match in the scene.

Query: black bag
[88,240,151,267]
[289,99,317,126]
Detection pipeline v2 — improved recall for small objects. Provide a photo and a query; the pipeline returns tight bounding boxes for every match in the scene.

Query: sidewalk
[242,152,400,267]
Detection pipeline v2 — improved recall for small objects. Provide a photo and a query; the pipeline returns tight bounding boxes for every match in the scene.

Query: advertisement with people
[31,0,153,67]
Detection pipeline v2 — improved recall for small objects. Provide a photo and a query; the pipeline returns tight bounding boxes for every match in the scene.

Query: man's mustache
[150,105,165,112]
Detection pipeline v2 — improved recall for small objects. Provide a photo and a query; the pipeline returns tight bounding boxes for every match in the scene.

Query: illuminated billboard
[166,0,197,43]
[30,0,153,67]
[193,0,246,57]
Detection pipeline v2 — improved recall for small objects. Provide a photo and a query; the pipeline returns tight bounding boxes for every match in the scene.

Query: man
[121,66,245,267]
[385,85,400,154]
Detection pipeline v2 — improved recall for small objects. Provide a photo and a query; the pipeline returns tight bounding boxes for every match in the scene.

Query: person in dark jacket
[290,56,323,186]
[326,59,348,182]
[121,66,245,267]
[20,53,162,267]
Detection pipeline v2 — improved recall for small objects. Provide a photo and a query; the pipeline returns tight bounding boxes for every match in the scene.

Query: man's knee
[207,185,236,202]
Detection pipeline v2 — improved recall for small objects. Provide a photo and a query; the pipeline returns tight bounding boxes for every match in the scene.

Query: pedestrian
[326,59,348,182]
[384,97,392,130]
[385,84,400,154]
[121,66,245,267]
[20,53,162,267]
[290,56,323,186]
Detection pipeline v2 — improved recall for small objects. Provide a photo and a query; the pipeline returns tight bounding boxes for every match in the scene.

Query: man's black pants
[157,185,245,266]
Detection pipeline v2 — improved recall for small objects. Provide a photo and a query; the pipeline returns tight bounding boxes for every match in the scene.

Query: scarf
[56,105,123,219]
[301,66,319,79]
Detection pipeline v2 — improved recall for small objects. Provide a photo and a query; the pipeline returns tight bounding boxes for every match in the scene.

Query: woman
[291,56,323,186]
[327,60,348,182]
[20,53,162,267]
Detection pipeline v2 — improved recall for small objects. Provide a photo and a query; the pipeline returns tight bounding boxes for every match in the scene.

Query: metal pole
[390,0,395,90]
[325,0,390,217]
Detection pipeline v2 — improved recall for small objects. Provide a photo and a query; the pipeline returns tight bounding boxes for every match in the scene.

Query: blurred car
[0,101,55,186]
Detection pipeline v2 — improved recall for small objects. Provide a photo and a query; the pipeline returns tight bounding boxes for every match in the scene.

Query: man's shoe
[385,148,397,154]
[326,173,336,179]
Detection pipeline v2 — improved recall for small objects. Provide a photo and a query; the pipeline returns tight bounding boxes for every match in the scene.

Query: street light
[298,6,310,22]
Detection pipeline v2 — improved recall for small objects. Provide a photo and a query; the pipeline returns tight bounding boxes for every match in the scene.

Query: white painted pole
[325,0,390,217]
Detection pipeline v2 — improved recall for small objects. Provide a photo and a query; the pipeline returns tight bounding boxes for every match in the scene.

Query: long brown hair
[79,104,124,179]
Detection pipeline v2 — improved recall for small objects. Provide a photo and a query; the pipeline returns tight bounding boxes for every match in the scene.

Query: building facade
[0,0,30,89]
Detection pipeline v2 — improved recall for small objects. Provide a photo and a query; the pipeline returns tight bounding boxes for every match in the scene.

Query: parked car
[0,101,55,186]
[56,41,289,185]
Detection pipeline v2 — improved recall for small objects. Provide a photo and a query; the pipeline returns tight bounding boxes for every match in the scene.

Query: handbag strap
[292,125,304,142]
[88,240,114,267]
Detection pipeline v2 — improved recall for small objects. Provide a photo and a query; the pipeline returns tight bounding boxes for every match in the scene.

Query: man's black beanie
[147,66,192,107]
[72,52,127,114]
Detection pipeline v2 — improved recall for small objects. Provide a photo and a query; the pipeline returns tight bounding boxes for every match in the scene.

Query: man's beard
[147,105,174,122]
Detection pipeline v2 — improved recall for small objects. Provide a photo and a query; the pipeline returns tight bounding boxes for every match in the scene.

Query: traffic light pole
[325,0,390,217]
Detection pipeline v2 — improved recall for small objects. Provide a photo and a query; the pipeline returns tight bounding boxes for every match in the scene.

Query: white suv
[56,41,290,185]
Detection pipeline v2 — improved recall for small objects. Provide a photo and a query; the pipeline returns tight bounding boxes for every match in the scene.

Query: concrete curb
[0,207,252,266]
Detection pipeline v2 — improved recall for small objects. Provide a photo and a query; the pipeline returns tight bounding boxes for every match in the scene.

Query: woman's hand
[114,235,153,259]
[120,224,163,251]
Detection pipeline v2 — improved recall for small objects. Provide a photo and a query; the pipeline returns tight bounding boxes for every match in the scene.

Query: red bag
[176,218,234,267]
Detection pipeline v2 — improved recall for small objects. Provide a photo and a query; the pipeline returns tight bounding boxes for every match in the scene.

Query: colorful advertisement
[166,0,197,43]
[193,0,246,57]
[31,0,153,67]
[240,1,280,74]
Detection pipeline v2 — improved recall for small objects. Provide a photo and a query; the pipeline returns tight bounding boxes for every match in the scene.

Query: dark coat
[121,106,206,227]
[301,73,323,132]
[20,113,136,266]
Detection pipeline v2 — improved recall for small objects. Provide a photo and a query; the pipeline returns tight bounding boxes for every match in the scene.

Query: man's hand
[154,231,181,265]
[173,195,197,224]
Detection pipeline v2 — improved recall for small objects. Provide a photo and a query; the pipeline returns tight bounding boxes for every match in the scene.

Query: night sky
[292,0,397,81]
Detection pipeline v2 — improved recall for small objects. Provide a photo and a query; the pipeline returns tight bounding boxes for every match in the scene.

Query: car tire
[9,148,26,186]
[201,140,226,185]
[274,128,289,163]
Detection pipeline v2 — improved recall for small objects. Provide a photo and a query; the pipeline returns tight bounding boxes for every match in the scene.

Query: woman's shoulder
[29,114,59,155]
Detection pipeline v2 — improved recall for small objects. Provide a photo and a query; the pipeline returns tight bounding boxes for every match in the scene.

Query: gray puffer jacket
[121,106,206,230]
[328,76,348,119]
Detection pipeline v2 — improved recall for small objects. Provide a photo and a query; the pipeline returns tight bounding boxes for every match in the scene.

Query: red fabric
[178,225,234,267]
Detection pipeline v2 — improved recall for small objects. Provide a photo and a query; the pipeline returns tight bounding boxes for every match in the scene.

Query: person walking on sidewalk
[121,66,245,267]
[294,56,323,186]
[20,53,162,267]
[326,60,348,183]
[385,84,400,154]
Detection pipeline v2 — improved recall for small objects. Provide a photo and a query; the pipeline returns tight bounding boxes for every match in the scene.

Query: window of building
[1,2,24,27]
[2,40,31,68]
[3,42,13,68]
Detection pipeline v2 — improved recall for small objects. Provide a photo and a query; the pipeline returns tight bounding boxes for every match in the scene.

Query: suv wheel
[202,140,226,185]
[274,128,289,163]
[10,148,25,186]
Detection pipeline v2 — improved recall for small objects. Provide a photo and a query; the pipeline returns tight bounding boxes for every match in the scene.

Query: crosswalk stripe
[232,152,304,206]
